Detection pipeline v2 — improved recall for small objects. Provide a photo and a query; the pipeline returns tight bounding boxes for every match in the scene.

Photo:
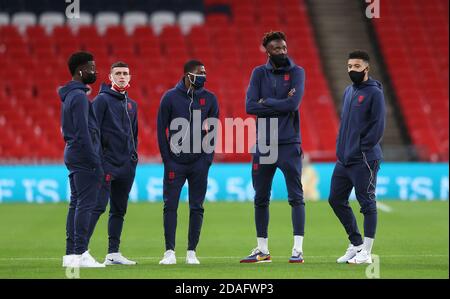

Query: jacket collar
[264,56,296,73]
[175,78,205,96]
[99,83,127,100]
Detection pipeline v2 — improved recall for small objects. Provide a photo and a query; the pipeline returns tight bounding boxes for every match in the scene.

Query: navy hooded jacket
[59,80,101,170]
[336,77,386,166]
[92,84,138,167]
[246,57,305,145]
[157,79,219,165]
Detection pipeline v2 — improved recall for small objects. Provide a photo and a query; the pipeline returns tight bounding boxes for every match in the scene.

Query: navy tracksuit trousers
[163,156,211,251]
[66,166,102,255]
[86,161,136,253]
[252,143,305,238]
[328,160,380,246]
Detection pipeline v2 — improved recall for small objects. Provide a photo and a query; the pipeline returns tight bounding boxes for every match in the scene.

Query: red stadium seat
[373,0,449,161]
[0,0,341,162]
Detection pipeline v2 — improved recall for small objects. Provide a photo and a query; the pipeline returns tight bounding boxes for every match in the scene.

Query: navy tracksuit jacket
[246,58,306,238]
[86,83,138,253]
[59,80,103,255]
[336,78,385,165]
[329,77,386,245]
[157,79,219,251]
[246,58,304,145]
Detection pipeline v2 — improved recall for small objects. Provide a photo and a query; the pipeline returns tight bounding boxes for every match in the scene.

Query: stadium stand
[372,0,449,161]
[2,0,447,163]
[0,0,339,163]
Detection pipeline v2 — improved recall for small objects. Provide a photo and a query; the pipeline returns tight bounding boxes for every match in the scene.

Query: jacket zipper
[341,87,358,164]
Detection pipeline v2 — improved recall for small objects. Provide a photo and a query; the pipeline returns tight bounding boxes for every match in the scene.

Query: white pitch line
[0,254,447,261]
[377,202,393,213]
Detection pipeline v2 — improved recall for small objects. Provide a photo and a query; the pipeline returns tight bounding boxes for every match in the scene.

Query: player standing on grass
[59,51,105,268]
[240,31,306,264]
[85,61,138,265]
[157,60,219,265]
[329,50,385,264]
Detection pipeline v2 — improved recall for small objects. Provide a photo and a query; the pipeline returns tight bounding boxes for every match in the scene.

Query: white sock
[257,237,268,254]
[293,235,303,252]
[363,237,374,253]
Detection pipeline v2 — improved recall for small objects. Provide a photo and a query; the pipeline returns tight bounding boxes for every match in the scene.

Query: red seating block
[373,0,449,161]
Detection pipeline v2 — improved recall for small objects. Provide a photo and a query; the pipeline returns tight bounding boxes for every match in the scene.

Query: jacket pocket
[101,134,109,153]
[89,127,99,147]
[296,145,303,159]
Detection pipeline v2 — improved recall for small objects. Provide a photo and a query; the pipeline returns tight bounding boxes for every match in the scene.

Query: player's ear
[263,46,269,57]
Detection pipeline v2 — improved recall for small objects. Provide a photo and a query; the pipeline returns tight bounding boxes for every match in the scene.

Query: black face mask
[270,54,289,68]
[348,69,367,84]
[187,72,206,89]
[82,72,97,84]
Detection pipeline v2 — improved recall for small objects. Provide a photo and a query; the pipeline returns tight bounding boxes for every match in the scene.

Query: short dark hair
[262,31,287,48]
[348,50,370,63]
[67,51,94,76]
[111,61,129,70]
[183,60,204,73]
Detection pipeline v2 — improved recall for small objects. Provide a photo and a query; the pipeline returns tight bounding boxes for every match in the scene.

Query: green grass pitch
[0,200,447,279]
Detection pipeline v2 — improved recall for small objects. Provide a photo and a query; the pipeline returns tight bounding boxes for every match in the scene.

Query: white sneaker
[104,252,137,265]
[77,250,106,268]
[186,250,200,264]
[347,249,372,264]
[159,250,176,265]
[62,255,77,267]
[337,244,362,263]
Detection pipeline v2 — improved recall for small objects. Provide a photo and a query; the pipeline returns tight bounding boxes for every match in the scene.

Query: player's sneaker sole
[347,258,372,264]
[240,260,272,263]
[159,260,177,265]
[240,257,272,263]
[289,258,304,263]
[337,259,354,264]
[104,259,136,265]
